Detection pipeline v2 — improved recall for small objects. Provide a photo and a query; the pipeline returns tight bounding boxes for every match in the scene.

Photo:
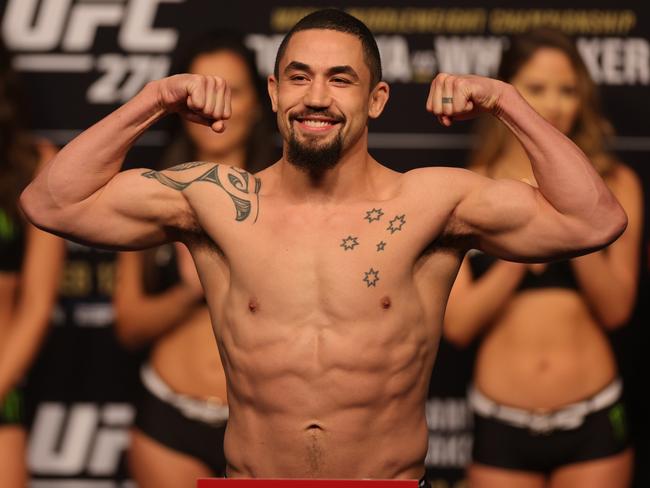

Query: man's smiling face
[269,29,384,175]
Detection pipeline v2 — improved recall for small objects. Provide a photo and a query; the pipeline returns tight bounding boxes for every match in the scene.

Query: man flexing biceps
[21,9,625,483]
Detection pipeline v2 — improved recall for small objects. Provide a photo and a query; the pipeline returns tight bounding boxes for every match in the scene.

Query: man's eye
[332,77,351,84]
[291,75,308,82]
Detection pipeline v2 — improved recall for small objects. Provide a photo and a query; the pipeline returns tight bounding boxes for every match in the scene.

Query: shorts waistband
[468,377,622,434]
[224,473,430,485]
[140,363,229,426]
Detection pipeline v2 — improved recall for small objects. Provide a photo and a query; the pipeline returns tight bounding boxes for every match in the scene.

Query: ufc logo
[28,402,134,476]
[2,0,184,52]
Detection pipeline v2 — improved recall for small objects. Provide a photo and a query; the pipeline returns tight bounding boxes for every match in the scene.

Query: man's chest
[199,200,446,307]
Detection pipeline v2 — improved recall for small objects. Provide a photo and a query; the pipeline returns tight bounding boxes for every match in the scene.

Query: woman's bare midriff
[150,306,228,402]
[475,289,617,409]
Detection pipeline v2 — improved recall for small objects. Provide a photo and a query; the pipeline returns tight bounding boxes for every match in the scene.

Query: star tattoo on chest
[363,268,380,287]
[376,241,387,252]
[364,208,384,223]
[387,214,407,234]
[340,235,360,251]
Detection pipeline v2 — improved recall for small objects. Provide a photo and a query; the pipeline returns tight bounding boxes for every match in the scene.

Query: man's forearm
[495,85,614,218]
[26,82,166,209]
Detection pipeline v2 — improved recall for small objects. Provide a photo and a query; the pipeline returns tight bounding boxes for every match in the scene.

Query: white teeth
[303,119,331,127]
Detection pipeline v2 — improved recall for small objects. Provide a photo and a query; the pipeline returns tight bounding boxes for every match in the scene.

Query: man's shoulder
[401,166,480,193]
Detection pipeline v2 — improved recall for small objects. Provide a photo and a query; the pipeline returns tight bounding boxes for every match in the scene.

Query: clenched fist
[155,74,232,133]
[426,74,508,127]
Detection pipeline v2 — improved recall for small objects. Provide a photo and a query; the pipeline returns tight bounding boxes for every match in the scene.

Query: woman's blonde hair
[470,28,615,176]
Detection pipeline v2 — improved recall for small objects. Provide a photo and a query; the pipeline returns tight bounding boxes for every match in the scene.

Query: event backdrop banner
[1,1,648,488]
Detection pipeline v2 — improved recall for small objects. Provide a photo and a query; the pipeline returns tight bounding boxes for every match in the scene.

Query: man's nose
[303,79,332,108]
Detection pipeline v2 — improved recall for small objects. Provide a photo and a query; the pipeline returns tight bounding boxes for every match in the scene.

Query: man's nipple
[248,298,259,313]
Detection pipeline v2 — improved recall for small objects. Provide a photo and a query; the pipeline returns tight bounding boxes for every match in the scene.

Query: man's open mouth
[291,112,344,132]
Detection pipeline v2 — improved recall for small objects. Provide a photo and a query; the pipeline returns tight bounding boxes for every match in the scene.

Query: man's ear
[368,81,389,119]
[268,75,278,113]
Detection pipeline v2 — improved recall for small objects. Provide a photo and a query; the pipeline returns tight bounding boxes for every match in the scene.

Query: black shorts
[0,388,24,426]
[472,400,630,474]
[134,367,227,475]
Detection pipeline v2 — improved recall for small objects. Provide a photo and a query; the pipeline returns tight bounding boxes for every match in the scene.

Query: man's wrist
[491,82,518,120]
[140,79,169,119]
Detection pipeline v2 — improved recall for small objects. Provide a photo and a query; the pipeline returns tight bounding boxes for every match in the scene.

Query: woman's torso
[471,164,618,410]
[143,244,228,402]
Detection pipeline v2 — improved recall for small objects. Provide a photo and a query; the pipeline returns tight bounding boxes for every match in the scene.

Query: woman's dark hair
[471,28,615,176]
[160,30,274,174]
[0,41,39,217]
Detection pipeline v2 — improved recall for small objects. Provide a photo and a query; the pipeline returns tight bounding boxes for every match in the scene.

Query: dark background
[1,1,648,487]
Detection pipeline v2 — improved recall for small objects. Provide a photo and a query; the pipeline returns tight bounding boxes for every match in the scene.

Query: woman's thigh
[0,426,27,488]
[550,448,633,488]
[469,463,546,488]
[128,428,214,488]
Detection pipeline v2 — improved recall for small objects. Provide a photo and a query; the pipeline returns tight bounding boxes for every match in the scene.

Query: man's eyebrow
[327,65,359,81]
[283,62,360,81]
[284,61,312,75]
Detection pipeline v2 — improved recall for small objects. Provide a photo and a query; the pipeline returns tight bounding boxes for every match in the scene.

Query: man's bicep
[66,168,197,250]
[453,176,584,261]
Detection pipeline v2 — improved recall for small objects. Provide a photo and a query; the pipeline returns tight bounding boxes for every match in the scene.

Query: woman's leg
[128,428,214,488]
[550,448,633,488]
[469,463,546,488]
[0,426,27,488]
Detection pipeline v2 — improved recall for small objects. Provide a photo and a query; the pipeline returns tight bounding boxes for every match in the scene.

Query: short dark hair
[273,9,382,87]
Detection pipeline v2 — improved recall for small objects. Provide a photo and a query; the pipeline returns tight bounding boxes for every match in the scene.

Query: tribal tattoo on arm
[142,163,262,222]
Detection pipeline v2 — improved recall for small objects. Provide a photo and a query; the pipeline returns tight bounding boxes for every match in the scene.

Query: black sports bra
[468,250,579,291]
[142,244,207,305]
[142,244,180,295]
[0,208,25,274]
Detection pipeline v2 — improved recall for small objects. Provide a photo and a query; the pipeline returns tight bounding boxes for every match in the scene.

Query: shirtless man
[20,9,626,482]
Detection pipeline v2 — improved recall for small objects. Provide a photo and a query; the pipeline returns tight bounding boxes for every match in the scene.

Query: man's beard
[286,111,344,178]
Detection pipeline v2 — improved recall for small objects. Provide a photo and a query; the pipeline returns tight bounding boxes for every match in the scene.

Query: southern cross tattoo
[376,241,387,252]
[363,268,380,287]
[387,214,407,234]
[340,235,360,251]
[364,208,384,223]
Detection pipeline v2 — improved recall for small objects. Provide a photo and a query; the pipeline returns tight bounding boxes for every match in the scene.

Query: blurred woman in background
[0,42,64,487]
[113,31,273,487]
[444,29,642,488]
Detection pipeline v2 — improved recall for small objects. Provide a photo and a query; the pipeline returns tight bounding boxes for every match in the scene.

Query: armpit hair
[174,226,225,257]
[421,214,476,257]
